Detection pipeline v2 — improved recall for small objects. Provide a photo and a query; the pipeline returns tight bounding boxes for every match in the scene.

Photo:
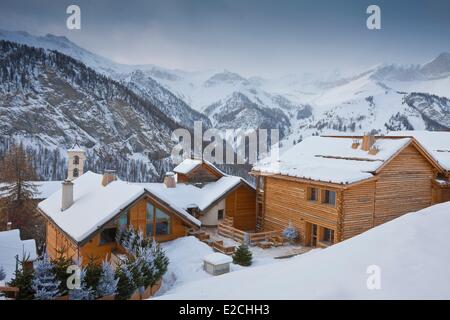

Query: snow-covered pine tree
[97,260,118,298]
[233,244,253,266]
[69,268,94,300]
[152,241,169,284]
[32,253,60,300]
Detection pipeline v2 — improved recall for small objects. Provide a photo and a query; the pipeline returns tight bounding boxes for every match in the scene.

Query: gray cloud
[0,0,449,77]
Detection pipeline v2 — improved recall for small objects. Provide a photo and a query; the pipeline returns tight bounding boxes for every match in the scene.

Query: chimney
[102,170,117,187]
[6,221,12,230]
[361,133,375,151]
[61,180,74,211]
[164,172,176,188]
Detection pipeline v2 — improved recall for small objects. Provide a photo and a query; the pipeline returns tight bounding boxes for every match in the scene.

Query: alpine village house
[37,148,256,264]
[251,131,450,248]
[37,130,449,264]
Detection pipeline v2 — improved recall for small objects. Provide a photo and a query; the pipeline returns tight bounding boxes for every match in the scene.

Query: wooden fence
[217,223,282,245]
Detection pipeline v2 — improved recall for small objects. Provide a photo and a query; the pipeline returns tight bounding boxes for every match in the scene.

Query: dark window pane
[100,228,117,245]
[146,203,154,236]
[156,208,171,235]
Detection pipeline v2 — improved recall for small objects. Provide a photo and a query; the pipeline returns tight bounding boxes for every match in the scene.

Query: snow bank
[0,229,37,282]
[156,202,450,300]
[154,236,214,296]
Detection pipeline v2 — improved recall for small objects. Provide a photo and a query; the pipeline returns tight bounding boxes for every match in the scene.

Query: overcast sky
[0,0,449,77]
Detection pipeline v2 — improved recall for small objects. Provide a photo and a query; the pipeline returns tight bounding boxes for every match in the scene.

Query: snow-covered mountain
[0,40,179,181]
[1,30,449,180]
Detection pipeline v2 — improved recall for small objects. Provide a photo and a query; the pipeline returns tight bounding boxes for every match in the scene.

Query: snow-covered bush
[115,263,136,300]
[283,222,299,242]
[233,244,253,266]
[32,253,60,300]
[97,260,118,297]
[69,267,94,300]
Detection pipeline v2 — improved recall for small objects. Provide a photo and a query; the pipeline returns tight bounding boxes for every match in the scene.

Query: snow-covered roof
[253,136,412,185]
[0,181,62,200]
[173,159,203,175]
[157,201,450,299]
[140,176,244,212]
[386,131,450,171]
[38,171,201,243]
[173,158,227,177]
[203,252,233,265]
[0,229,37,282]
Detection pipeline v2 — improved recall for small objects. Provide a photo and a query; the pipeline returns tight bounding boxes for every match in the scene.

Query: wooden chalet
[251,131,450,248]
[37,155,256,264]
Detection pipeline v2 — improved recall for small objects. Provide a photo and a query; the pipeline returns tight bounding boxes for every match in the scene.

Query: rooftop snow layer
[253,136,412,184]
[386,131,450,171]
[141,176,243,212]
[156,201,450,299]
[203,252,233,265]
[38,171,201,243]
[0,229,37,282]
[173,159,202,174]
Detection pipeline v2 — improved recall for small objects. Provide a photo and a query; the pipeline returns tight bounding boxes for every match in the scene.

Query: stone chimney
[6,221,12,230]
[61,180,74,211]
[361,133,376,151]
[102,170,117,187]
[164,172,176,188]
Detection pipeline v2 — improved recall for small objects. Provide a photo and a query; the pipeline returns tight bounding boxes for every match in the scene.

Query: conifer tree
[84,257,102,298]
[0,144,39,239]
[69,267,94,300]
[31,253,60,300]
[97,260,118,297]
[8,255,35,300]
[233,244,253,266]
[51,247,73,296]
[115,263,136,300]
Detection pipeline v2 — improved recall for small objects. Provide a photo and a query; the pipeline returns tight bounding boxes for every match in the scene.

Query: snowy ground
[154,236,310,297]
[155,202,450,300]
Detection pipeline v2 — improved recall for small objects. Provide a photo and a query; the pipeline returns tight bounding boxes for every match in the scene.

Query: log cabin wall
[261,176,340,244]
[225,185,257,231]
[373,145,434,226]
[46,221,78,261]
[341,180,376,240]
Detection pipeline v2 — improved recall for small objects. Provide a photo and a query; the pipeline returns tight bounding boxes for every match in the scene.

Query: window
[118,212,128,231]
[73,155,80,165]
[218,209,224,220]
[323,190,336,206]
[100,228,117,245]
[322,228,335,244]
[308,187,318,201]
[146,203,154,236]
[73,168,79,177]
[155,208,171,235]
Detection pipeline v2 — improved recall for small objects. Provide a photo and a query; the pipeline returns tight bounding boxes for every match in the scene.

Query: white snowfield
[253,136,412,184]
[0,229,37,282]
[156,201,450,300]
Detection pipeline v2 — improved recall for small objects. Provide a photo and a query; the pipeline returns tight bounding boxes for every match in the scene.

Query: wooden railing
[218,223,282,245]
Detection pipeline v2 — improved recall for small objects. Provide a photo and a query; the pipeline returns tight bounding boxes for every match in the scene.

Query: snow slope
[156,201,450,300]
